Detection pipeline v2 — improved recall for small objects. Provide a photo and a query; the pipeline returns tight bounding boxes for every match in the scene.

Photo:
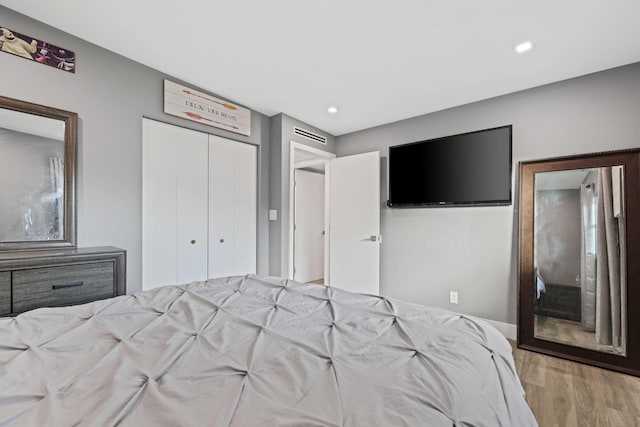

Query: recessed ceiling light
[327,106,339,114]
[515,41,533,54]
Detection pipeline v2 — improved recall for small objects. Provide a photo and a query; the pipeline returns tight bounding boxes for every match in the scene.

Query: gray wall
[336,62,640,325]
[0,131,63,241]
[535,190,581,286]
[0,6,271,293]
[269,113,335,277]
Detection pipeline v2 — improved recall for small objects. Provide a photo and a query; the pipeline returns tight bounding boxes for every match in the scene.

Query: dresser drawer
[0,272,9,315]
[13,262,115,313]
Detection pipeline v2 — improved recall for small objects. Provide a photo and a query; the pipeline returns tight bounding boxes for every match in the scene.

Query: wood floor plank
[519,348,547,388]
[521,383,546,423]
[571,363,610,427]
[544,370,578,427]
[624,374,640,417]
[601,369,634,413]
[606,408,640,427]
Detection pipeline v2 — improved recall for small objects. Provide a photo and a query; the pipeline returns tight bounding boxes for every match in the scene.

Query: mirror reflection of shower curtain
[595,166,626,353]
[580,181,597,332]
[50,157,64,239]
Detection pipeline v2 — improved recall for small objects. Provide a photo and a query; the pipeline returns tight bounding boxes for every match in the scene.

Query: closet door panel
[233,142,257,275]
[208,136,236,278]
[176,136,208,284]
[142,119,208,289]
[143,120,178,289]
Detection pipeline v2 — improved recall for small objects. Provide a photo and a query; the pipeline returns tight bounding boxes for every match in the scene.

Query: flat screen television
[387,125,512,207]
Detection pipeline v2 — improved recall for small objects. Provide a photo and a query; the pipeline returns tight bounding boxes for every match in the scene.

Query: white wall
[335,62,640,325]
[0,6,271,293]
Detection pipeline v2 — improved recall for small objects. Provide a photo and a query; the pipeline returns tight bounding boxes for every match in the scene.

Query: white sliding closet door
[208,136,234,276]
[233,142,258,275]
[142,119,208,290]
[208,135,257,278]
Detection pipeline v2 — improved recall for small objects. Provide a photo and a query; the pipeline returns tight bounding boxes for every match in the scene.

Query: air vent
[293,126,327,145]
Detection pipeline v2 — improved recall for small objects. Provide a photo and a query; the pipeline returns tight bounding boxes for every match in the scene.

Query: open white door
[328,151,380,295]
[294,169,325,283]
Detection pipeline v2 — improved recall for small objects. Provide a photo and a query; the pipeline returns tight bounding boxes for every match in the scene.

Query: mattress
[0,275,537,426]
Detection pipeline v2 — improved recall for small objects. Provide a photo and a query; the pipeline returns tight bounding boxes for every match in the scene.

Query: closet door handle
[191,240,196,244]
[219,238,225,243]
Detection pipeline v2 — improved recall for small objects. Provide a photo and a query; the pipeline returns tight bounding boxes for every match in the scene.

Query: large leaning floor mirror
[519,149,640,376]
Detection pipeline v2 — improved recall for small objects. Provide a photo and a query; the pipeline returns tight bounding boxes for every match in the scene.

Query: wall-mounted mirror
[519,149,640,376]
[0,96,77,250]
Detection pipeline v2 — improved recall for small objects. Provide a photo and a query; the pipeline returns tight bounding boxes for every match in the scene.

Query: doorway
[288,142,381,295]
[294,168,325,283]
[288,142,335,284]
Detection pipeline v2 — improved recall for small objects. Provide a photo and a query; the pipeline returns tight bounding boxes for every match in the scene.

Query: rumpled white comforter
[0,275,536,426]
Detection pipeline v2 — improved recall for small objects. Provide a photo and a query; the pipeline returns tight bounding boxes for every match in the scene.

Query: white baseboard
[482,318,517,340]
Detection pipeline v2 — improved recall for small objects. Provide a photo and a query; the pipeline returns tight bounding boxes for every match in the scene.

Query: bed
[0,275,537,426]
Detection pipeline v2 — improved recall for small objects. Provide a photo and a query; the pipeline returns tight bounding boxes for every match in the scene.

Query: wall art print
[0,26,75,73]
[164,80,251,136]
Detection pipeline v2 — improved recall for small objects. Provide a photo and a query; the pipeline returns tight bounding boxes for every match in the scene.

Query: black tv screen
[387,125,512,207]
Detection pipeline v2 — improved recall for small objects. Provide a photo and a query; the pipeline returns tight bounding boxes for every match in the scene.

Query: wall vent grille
[293,126,327,145]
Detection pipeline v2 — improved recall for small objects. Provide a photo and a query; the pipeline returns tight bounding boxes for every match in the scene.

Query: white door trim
[288,141,335,282]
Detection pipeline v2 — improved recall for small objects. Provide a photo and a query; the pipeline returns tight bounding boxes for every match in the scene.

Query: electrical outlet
[449,291,459,304]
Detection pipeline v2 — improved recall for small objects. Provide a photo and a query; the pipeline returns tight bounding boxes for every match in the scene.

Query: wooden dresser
[0,246,126,316]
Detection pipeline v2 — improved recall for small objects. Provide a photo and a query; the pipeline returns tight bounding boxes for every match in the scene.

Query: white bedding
[0,275,536,426]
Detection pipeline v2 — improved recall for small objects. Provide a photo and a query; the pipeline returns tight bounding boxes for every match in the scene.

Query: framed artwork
[0,26,75,73]
[164,80,251,136]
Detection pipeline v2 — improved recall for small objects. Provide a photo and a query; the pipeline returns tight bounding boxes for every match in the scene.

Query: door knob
[190,240,196,244]
[220,238,225,243]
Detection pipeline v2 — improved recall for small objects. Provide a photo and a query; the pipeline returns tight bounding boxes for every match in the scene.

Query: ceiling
[0,108,64,141]
[535,169,592,191]
[2,1,640,136]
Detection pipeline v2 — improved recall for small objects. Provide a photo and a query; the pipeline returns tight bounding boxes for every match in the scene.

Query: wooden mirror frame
[518,148,640,377]
[0,95,77,251]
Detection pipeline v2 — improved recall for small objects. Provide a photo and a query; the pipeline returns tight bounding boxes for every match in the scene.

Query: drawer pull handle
[52,281,84,290]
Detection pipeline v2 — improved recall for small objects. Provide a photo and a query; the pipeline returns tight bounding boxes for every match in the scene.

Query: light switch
[269,209,277,221]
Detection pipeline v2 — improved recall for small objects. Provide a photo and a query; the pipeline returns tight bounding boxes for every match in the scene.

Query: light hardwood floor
[534,315,620,354]
[511,341,640,426]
